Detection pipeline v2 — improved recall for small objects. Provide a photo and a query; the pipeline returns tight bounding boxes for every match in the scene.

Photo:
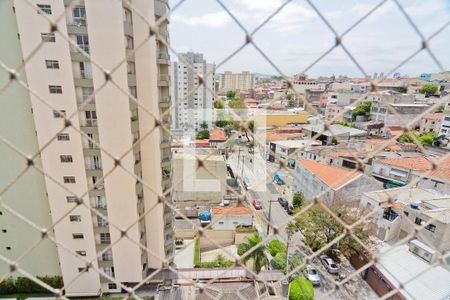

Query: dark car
[284,204,294,215]
[278,197,288,208]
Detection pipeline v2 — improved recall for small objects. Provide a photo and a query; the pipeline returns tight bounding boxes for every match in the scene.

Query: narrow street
[227,141,377,300]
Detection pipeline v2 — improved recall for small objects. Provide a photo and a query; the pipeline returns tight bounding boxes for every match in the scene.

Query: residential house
[360,187,450,242]
[293,159,381,203]
[371,156,433,187]
[211,207,253,230]
[419,113,443,133]
[267,140,321,163]
[301,124,366,145]
[417,155,450,194]
[209,129,227,148]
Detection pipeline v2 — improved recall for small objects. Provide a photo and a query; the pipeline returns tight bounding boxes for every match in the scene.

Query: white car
[305,265,320,286]
[320,255,339,274]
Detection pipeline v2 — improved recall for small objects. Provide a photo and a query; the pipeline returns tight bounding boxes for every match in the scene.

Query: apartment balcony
[80,120,98,133]
[155,0,169,18]
[74,74,93,87]
[157,52,170,65]
[161,139,170,148]
[95,243,109,252]
[97,259,113,268]
[158,95,169,107]
[127,74,137,86]
[93,224,110,234]
[83,145,100,156]
[67,20,87,35]
[123,21,133,36]
[93,206,107,215]
[86,167,103,178]
[156,28,169,42]
[161,157,171,168]
[158,74,170,87]
[64,0,85,7]
[131,118,139,133]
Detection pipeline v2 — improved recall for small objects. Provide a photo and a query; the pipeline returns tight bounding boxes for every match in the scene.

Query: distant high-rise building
[219,71,255,92]
[0,0,173,296]
[171,52,215,136]
[373,72,378,79]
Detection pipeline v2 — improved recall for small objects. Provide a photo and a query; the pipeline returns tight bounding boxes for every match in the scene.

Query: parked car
[243,177,252,190]
[284,204,294,215]
[252,198,263,210]
[320,255,339,274]
[278,197,288,208]
[305,265,321,285]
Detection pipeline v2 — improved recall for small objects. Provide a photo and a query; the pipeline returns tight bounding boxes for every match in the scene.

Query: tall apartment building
[171,52,215,137]
[0,0,173,296]
[219,71,254,92]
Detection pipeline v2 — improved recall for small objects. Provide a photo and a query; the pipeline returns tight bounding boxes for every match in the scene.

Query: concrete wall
[0,0,61,278]
[254,113,308,127]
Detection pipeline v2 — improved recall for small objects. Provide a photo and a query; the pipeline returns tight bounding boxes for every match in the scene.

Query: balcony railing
[72,44,90,54]
[82,119,97,127]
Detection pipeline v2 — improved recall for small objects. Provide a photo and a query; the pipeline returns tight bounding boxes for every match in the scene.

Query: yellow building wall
[255,113,308,127]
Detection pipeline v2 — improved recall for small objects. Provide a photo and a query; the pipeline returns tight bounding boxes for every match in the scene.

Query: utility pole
[286,230,291,299]
[237,147,241,169]
[266,200,276,235]
[241,151,244,178]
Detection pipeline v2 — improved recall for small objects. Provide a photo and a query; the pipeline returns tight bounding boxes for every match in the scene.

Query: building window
[76,250,86,256]
[41,33,55,42]
[63,176,76,184]
[49,85,63,94]
[57,133,70,141]
[66,196,78,203]
[104,267,114,277]
[102,250,113,261]
[108,283,117,290]
[72,7,86,26]
[76,35,89,53]
[69,215,81,222]
[124,8,132,24]
[425,224,436,233]
[37,4,52,14]
[53,110,66,118]
[125,35,134,50]
[45,60,59,69]
[72,233,84,239]
[78,267,88,273]
[127,61,136,74]
[60,155,73,163]
[100,233,111,244]
[97,216,108,227]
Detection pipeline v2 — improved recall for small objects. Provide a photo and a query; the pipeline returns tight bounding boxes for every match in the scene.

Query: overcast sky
[168,0,450,78]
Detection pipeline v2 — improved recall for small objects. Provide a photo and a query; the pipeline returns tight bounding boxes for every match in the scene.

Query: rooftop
[271,139,321,148]
[426,155,450,183]
[297,159,361,190]
[378,156,433,172]
[377,243,450,300]
[209,129,226,141]
[212,207,252,216]
[363,187,450,206]
[422,113,444,121]
[302,124,366,137]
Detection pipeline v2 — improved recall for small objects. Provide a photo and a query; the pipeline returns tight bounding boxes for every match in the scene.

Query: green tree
[196,129,209,139]
[351,101,372,119]
[418,132,436,145]
[289,205,368,256]
[268,239,286,256]
[398,86,407,93]
[292,192,306,209]
[214,100,224,109]
[247,120,255,133]
[226,90,236,99]
[237,233,268,273]
[420,83,438,97]
[289,276,314,300]
[335,121,354,128]
[272,252,287,273]
[229,98,246,109]
[200,121,208,130]
[436,103,445,113]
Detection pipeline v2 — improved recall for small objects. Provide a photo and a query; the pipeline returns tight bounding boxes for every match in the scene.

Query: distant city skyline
[169,0,450,77]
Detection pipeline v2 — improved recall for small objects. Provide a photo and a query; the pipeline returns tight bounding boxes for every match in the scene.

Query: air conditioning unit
[409,239,437,263]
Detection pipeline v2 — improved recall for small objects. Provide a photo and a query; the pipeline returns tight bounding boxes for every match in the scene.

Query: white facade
[219,71,255,91]
[1,0,173,295]
[171,52,215,136]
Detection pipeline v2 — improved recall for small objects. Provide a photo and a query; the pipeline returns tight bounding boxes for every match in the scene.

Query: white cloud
[172,11,231,28]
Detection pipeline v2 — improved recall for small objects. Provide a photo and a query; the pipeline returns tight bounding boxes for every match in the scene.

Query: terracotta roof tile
[378,156,433,172]
[212,207,252,216]
[209,129,226,141]
[427,156,450,182]
[297,159,361,190]
[423,113,443,121]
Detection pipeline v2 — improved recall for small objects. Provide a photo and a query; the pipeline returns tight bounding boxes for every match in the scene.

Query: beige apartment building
[219,71,255,92]
[0,0,172,296]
